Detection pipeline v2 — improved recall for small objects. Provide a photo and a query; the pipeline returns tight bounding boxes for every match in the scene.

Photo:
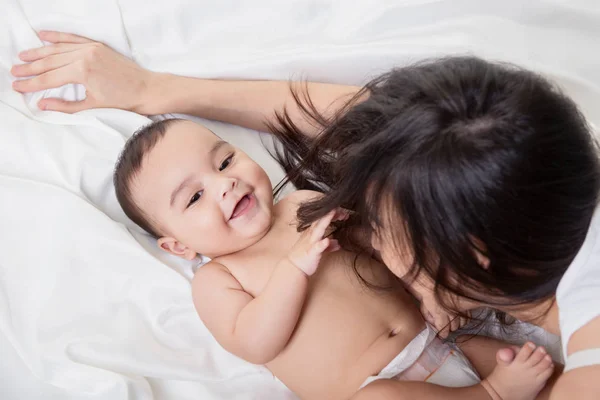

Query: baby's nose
[219,177,237,199]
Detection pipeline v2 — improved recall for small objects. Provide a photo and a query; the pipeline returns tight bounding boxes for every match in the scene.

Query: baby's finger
[18,43,83,62]
[309,210,337,242]
[309,237,331,257]
[324,239,341,253]
[12,51,80,77]
[38,30,94,44]
[333,208,351,221]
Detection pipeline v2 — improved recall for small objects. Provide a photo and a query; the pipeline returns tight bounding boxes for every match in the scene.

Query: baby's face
[132,120,274,258]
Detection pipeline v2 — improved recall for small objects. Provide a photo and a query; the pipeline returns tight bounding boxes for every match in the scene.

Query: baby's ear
[157,237,197,260]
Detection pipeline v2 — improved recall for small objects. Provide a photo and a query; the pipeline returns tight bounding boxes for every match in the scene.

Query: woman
[12,31,600,398]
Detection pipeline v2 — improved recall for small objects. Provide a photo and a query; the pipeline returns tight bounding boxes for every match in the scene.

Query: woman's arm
[550,316,600,400]
[11,31,361,137]
[146,75,360,136]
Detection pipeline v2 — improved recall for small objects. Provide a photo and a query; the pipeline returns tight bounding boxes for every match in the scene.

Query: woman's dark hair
[270,56,600,317]
[114,118,183,237]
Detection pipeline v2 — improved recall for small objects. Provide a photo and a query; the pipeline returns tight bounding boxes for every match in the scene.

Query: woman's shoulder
[558,208,600,292]
[557,207,600,358]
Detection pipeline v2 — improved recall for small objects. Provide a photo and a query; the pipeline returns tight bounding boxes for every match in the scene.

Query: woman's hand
[419,291,470,338]
[409,277,470,337]
[11,31,154,114]
[12,31,362,135]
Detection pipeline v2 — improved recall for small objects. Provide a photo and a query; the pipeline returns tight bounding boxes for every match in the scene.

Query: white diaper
[361,324,480,388]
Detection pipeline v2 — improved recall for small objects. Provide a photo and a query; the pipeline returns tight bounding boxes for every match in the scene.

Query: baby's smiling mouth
[230,194,254,220]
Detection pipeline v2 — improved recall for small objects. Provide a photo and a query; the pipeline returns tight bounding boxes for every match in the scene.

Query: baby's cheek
[198,212,224,238]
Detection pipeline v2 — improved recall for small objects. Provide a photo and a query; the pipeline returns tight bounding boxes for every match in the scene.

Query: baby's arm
[192,259,307,364]
[191,210,341,365]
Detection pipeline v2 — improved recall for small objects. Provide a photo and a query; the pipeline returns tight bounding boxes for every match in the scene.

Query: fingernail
[538,347,546,354]
[527,342,536,349]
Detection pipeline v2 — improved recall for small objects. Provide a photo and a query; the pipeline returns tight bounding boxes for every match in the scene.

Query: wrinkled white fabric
[1,0,598,399]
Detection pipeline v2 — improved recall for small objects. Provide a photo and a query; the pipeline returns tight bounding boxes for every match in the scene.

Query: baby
[113,118,555,400]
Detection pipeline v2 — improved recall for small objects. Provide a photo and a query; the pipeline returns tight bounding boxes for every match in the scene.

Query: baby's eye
[188,190,204,207]
[219,155,234,171]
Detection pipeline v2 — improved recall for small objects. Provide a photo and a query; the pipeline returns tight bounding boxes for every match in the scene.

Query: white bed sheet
[1,0,599,399]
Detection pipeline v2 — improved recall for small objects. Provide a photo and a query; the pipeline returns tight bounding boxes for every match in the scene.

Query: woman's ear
[157,237,197,260]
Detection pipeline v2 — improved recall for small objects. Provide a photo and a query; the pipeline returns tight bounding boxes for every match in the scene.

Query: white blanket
[1,1,599,399]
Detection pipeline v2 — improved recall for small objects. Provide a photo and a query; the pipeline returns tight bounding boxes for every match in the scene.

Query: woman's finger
[12,51,81,77]
[421,306,434,325]
[38,98,92,114]
[18,43,84,62]
[38,30,94,44]
[13,66,82,93]
[450,315,460,332]
[437,321,451,338]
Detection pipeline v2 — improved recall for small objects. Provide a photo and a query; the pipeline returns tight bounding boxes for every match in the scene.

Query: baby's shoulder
[191,262,237,293]
[273,190,323,222]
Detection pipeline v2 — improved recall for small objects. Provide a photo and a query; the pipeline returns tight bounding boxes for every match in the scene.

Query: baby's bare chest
[218,215,308,295]
[216,194,398,302]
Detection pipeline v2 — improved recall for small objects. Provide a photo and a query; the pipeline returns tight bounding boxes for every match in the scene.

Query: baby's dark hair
[114,118,184,237]
[271,56,600,318]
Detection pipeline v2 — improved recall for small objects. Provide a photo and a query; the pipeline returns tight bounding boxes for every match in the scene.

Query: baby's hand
[287,209,346,276]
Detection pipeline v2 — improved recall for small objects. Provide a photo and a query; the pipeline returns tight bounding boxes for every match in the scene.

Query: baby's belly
[266,253,426,400]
